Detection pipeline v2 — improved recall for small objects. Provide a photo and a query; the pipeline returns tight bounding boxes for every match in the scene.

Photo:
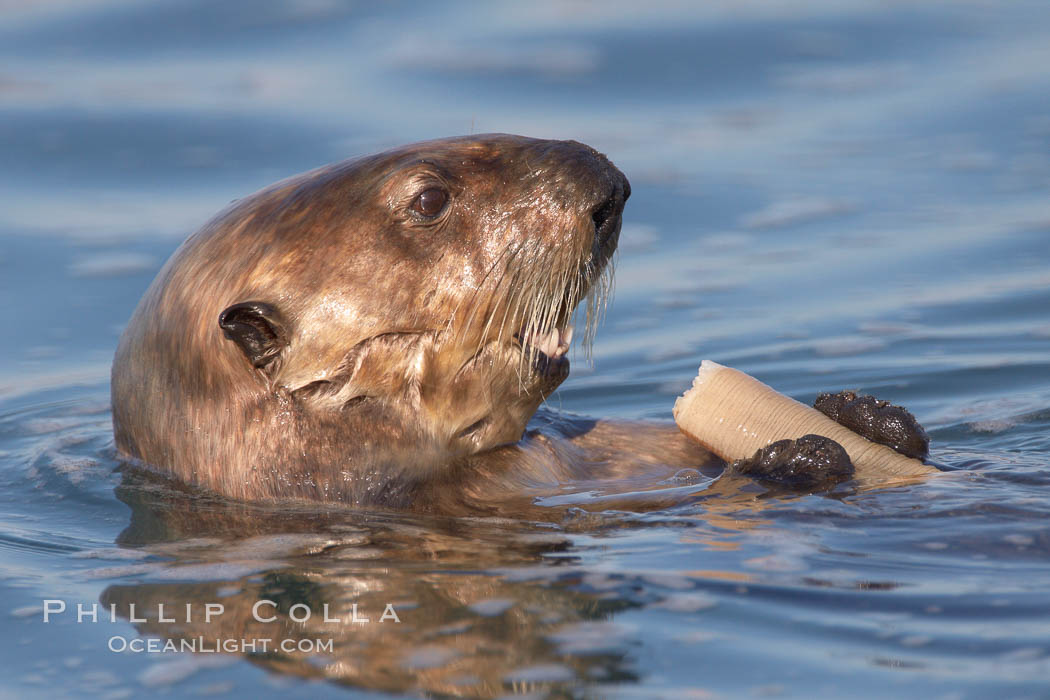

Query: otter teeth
[524,326,574,358]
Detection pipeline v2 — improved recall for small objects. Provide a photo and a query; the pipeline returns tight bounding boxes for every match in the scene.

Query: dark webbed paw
[813,391,929,459]
[727,434,854,488]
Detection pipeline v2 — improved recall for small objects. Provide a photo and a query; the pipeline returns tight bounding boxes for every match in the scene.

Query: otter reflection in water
[101,466,780,697]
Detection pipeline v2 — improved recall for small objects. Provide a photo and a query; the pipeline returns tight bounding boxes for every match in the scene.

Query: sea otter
[112,134,928,512]
[112,134,712,509]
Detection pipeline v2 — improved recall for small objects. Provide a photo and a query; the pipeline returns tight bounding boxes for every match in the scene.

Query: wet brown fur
[111,134,712,510]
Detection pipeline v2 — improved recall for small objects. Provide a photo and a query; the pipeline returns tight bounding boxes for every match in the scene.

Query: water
[2,1,1050,697]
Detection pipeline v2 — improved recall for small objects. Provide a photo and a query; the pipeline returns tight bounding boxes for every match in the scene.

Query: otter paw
[813,391,929,459]
[727,434,854,488]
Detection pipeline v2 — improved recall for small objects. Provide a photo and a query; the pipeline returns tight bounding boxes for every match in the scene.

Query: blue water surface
[2,2,1049,698]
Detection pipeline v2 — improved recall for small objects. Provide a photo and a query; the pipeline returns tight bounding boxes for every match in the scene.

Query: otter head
[112,134,629,503]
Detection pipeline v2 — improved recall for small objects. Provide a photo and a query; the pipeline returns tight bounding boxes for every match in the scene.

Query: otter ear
[218,301,287,370]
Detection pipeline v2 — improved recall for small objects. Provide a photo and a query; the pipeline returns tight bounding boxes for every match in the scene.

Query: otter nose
[591,172,630,245]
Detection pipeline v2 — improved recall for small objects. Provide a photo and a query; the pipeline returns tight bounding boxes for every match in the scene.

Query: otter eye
[411,187,448,218]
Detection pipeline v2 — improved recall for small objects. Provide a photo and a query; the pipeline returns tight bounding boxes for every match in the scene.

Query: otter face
[112,134,628,500]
